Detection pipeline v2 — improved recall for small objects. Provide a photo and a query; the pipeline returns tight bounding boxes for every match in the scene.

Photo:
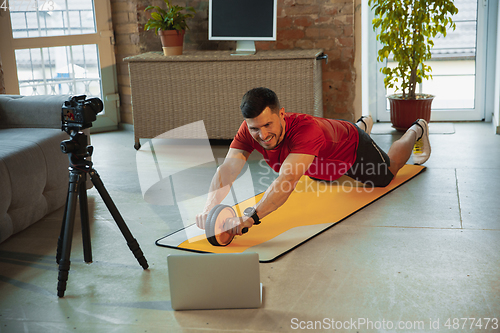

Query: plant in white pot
[144,0,196,56]
[369,0,458,130]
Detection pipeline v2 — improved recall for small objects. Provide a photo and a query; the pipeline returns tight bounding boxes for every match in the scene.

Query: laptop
[167,252,262,310]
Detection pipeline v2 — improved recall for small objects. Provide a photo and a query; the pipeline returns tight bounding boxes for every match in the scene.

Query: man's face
[245,107,286,150]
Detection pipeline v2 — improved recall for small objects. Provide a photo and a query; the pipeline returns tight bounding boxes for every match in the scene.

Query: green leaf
[151,12,162,21]
[143,0,196,32]
[369,0,458,96]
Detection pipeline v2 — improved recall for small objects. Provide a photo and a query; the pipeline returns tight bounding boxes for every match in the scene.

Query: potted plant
[144,0,196,56]
[369,0,458,130]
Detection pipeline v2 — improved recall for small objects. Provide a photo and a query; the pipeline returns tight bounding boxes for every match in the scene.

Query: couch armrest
[0,95,71,129]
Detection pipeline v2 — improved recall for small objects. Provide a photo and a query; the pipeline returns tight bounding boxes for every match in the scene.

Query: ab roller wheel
[205,204,254,247]
[205,205,236,246]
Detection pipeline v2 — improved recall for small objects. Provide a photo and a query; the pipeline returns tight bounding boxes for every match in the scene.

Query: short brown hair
[240,87,280,118]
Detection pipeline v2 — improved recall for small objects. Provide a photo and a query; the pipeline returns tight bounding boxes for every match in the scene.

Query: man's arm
[195,148,250,229]
[228,153,316,235]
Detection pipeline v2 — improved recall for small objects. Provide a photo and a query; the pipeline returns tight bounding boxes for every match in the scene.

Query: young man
[195,87,430,235]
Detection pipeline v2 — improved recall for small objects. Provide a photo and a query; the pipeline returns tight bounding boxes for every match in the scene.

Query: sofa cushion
[0,128,69,243]
[0,95,70,129]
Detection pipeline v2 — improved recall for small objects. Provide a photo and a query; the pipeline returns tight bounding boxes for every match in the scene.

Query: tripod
[56,129,148,297]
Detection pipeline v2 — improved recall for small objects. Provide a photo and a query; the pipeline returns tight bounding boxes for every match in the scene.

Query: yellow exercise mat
[156,165,425,262]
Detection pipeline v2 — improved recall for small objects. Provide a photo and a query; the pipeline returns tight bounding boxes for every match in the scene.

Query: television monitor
[209,0,277,55]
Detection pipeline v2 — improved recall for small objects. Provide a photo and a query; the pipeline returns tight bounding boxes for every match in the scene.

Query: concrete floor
[0,122,499,332]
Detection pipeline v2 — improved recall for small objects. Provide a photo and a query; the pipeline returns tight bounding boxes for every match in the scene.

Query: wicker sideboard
[125,49,325,149]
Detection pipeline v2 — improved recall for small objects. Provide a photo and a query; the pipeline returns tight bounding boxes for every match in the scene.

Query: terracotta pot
[388,94,434,131]
[158,30,185,56]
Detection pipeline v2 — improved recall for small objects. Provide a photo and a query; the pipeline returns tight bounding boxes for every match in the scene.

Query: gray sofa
[0,95,72,243]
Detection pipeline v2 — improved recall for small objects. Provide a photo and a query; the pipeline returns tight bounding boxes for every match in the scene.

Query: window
[0,0,119,131]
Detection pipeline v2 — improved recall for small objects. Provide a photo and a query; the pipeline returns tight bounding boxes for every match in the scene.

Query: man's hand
[197,212,254,236]
[225,216,254,236]
[195,211,209,230]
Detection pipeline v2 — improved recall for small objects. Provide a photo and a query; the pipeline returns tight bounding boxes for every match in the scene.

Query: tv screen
[209,0,276,40]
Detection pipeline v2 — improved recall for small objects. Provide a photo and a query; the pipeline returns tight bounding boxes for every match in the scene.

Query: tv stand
[125,49,325,149]
[232,41,256,56]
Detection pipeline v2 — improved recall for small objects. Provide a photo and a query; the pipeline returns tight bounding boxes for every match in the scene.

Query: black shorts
[344,124,394,187]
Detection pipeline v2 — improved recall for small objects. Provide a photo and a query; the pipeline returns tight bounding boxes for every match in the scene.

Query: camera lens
[86,98,104,114]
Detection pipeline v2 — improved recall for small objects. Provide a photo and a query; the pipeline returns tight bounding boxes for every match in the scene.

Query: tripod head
[60,130,94,170]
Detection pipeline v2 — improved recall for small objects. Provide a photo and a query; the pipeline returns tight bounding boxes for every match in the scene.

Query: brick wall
[111,0,141,125]
[111,0,356,124]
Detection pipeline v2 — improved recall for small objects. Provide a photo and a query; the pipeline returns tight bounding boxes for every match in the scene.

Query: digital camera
[62,95,103,131]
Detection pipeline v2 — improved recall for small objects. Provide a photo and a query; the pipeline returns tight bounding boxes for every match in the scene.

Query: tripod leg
[56,190,70,264]
[89,169,149,270]
[57,172,81,298]
[79,174,92,263]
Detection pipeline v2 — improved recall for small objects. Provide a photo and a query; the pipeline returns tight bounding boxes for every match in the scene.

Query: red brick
[341,47,354,59]
[294,17,314,28]
[329,92,348,105]
[323,71,345,81]
[295,0,317,4]
[324,49,341,62]
[279,29,305,40]
[344,70,354,82]
[255,42,272,51]
[337,37,354,48]
[323,94,334,106]
[278,17,294,28]
[323,81,333,92]
[115,23,138,34]
[333,15,350,25]
[305,27,320,38]
[339,3,354,15]
[116,44,140,56]
[295,39,315,49]
[112,2,134,12]
[315,17,333,25]
[339,82,351,93]
[276,3,287,17]
[286,5,320,16]
[327,58,352,71]
[334,105,351,114]
[331,19,345,30]
[343,25,353,37]
[322,6,339,16]
[315,39,335,50]
[115,34,131,45]
[276,41,293,49]
[319,28,342,38]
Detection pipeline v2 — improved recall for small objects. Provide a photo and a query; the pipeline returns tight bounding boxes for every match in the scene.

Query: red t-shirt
[230,113,359,181]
